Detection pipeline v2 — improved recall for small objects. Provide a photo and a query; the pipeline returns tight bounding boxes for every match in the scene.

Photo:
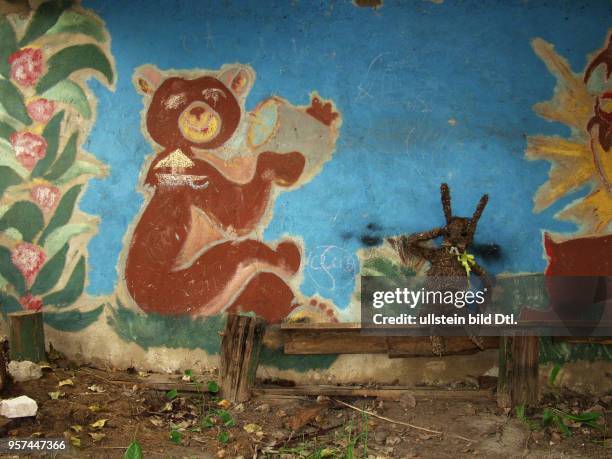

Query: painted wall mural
[119,64,341,323]
[520,32,612,322]
[0,0,114,331]
[0,1,610,370]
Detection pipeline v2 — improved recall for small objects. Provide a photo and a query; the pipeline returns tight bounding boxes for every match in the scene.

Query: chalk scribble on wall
[120,64,342,323]
[0,1,114,331]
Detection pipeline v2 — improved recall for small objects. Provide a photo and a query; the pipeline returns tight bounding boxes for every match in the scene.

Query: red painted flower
[26,98,56,123]
[10,131,47,170]
[8,48,44,87]
[11,243,46,286]
[30,184,61,211]
[19,293,43,312]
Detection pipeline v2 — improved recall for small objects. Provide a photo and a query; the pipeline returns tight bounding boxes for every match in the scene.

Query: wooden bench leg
[219,314,266,403]
[497,335,539,409]
[8,310,46,363]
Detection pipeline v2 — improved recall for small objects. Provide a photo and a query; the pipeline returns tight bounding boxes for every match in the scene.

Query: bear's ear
[219,65,254,100]
[133,65,163,96]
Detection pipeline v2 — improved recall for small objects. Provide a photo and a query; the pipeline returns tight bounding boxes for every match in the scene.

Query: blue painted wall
[81,0,611,309]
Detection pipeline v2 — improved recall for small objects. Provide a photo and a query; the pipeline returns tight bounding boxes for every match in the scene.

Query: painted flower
[8,48,44,87]
[30,183,61,211]
[26,98,56,124]
[19,293,43,312]
[10,131,47,170]
[11,242,46,286]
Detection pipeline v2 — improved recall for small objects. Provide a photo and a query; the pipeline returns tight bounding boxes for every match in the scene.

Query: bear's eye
[202,88,225,105]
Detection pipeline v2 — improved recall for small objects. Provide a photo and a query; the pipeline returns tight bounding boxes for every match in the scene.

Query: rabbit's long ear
[440,183,452,224]
[467,194,489,235]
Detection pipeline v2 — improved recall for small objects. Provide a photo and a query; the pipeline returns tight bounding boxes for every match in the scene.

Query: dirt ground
[0,357,610,458]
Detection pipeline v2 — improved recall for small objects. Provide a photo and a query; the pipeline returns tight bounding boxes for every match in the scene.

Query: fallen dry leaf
[217,399,231,410]
[161,402,173,412]
[58,379,74,387]
[70,425,83,433]
[285,404,326,432]
[243,423,262,433]
[88,432,106,442]
[48,391,65,400]
[149,417,165,427]
[88,404,101,412]
[399,393,417,409]
[70,437,81,448]
[88,384,105,393]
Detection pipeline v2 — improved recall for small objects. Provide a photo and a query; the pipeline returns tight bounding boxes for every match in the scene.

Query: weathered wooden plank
[497,336,511,409]
[497,335,539,408]
[283,326,499,355]
[253,385,495,400]
[387,336,499,357]
[219,314,266,403]
[9,310,45,362]
[510,335,539,407]
[555,336,612,344]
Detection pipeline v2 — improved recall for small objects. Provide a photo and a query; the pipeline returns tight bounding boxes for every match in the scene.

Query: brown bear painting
[120,64,342,323]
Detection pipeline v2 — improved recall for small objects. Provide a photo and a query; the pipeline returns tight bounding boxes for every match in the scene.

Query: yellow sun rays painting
[527,32,612,235]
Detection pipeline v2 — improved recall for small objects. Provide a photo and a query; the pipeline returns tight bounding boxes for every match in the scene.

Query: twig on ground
[332,398,476,443]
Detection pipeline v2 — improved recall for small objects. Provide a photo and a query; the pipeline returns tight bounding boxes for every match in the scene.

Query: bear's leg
[226,272,296,323]
[197,238,301,276]
[178,239,300,316]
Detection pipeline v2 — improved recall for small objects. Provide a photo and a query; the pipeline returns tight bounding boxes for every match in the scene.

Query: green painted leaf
[30,243,68,295]
[0,146,28,178]
[31,110,64,178]
[19,0,73,46]
[165,389,178,400]
[42,80,91,119]
[55,159,104,184]
[36,44,113,94]
[0,16,17,78]
[0,78,32,125]
[0,245,26,295]
[0,200,44,242]
[44,223,91,259]
[38,184,81,246]
[0,121,16,143]
[46,10,106,42]
[0,291,22,316]
[0,166,22,198]
[43,256,85,307]
[43,303,104,332]
[3,228,22,241]
[123,441,143,459]
[44,131,77,181]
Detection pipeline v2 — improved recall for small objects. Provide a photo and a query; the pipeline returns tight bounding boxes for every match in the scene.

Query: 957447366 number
[0,438,68,453]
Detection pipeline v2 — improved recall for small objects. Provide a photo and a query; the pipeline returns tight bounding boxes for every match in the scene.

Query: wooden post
[0,340,7,391]
[497,335,539,408]
[497,336,512,409]
[8,310,46,362]
[219,314,266,403]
